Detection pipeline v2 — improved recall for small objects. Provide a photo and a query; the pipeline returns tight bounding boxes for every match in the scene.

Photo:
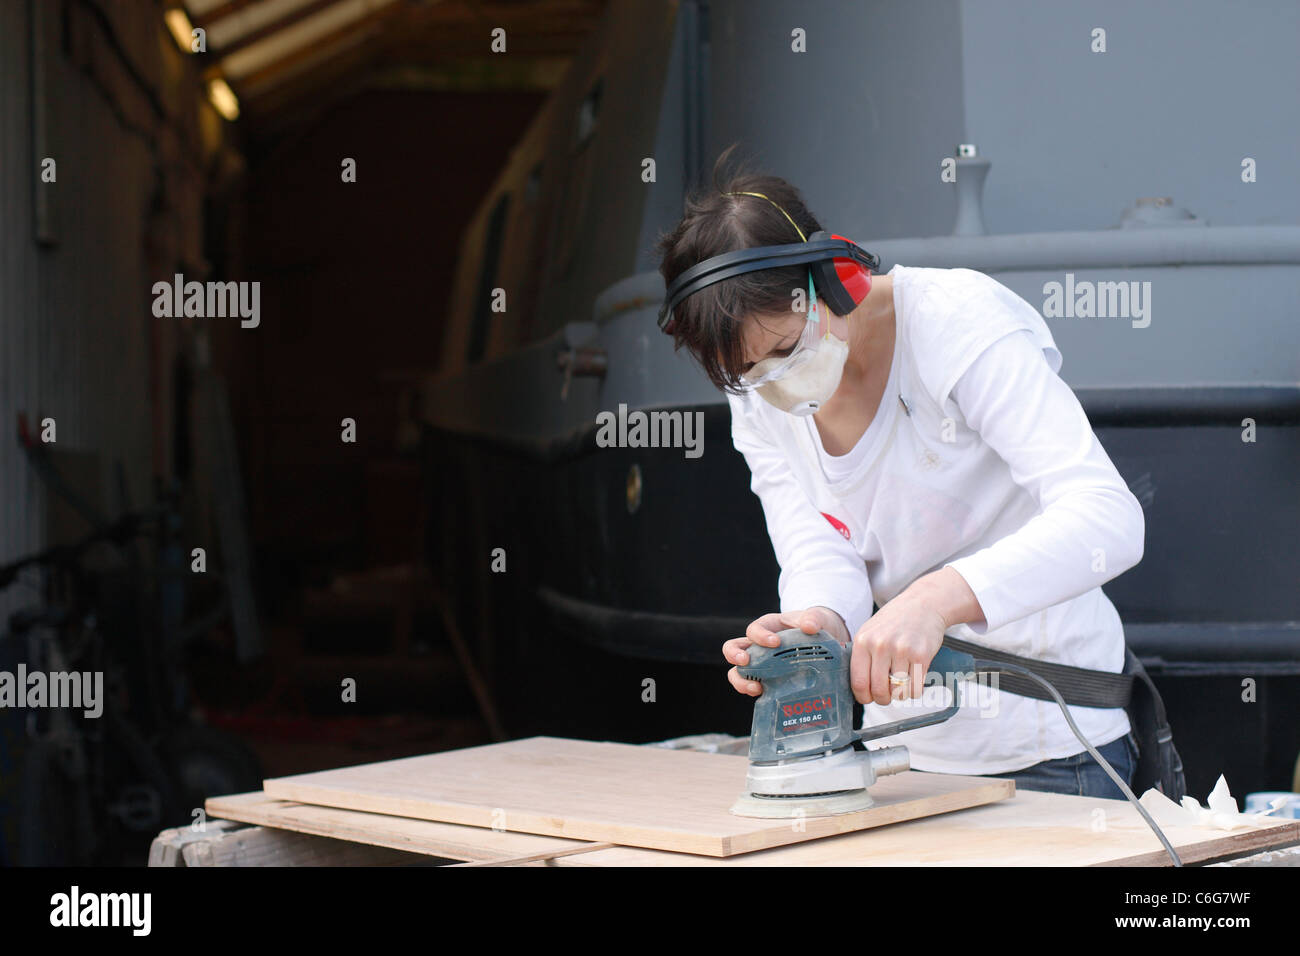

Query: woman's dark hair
[654,143,823,393]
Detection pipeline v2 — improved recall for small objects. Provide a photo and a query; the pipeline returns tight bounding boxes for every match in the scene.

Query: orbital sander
[730,627,975,818]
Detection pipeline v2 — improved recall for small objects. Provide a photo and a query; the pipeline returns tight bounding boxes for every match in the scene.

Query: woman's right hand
[722,606,850,697]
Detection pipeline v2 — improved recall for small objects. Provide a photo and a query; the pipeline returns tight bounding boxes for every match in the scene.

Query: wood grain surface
[207,791,585,862]
[260,736,1015,856]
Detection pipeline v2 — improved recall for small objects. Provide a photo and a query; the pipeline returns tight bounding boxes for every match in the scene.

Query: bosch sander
[730,628,975,818]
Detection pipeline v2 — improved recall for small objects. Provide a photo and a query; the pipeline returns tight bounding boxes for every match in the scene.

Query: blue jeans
[988,732,1138,799]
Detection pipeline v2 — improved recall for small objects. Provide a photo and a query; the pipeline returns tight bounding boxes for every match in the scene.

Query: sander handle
[851,645,976,744]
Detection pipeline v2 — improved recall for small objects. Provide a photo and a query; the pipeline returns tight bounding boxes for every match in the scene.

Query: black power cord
[972,659,1183,866]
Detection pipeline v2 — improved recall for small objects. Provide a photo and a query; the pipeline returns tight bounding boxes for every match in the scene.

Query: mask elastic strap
[807,270,824,339]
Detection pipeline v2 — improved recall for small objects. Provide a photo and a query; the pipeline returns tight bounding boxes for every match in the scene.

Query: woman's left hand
[850,591,945,705]
[850,567,984,706]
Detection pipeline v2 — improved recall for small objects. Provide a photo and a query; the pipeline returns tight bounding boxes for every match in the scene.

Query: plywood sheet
[207,791,583,862]
[561,786,1300,866]
[261,736,1013,856]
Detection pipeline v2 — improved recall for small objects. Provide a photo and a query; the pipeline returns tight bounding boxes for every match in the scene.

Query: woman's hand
[851,567,984,706]
[722,606,849,697]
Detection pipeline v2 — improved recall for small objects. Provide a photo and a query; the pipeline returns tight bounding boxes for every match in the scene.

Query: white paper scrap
[1138,775,1289,831]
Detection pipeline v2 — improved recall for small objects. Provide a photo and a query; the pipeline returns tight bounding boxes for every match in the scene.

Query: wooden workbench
[152,736,1300,866]
[179,786,1298,866]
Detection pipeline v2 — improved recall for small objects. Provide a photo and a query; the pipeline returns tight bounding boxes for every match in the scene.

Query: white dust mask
[741,275,849,416]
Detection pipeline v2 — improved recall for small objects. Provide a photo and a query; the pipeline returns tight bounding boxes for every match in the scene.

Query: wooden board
[561,787,1300,867]
[207,791,587,863]
[180,823,432,867]
[208,790,1300,867]
[261,736,1014,857]
[149,820,245,866]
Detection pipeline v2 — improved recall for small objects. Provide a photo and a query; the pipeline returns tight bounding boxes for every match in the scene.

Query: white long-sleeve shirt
[726,264,1144,774]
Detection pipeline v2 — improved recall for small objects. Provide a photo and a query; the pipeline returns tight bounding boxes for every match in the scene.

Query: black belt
[941,635,1133,709]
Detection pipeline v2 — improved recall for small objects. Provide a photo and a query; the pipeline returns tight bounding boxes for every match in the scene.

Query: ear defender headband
[657,190,881,335]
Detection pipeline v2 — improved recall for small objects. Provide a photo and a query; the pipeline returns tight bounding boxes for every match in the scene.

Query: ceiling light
[207,77,240,121]
[165,7,196,54]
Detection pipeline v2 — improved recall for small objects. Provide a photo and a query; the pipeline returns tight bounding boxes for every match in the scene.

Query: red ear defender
[830,233,872,307]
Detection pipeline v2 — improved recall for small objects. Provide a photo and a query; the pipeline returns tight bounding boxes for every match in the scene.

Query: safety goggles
[738,272,828,388]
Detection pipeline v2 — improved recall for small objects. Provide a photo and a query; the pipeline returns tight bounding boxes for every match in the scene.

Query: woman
[654,152,1144,797]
